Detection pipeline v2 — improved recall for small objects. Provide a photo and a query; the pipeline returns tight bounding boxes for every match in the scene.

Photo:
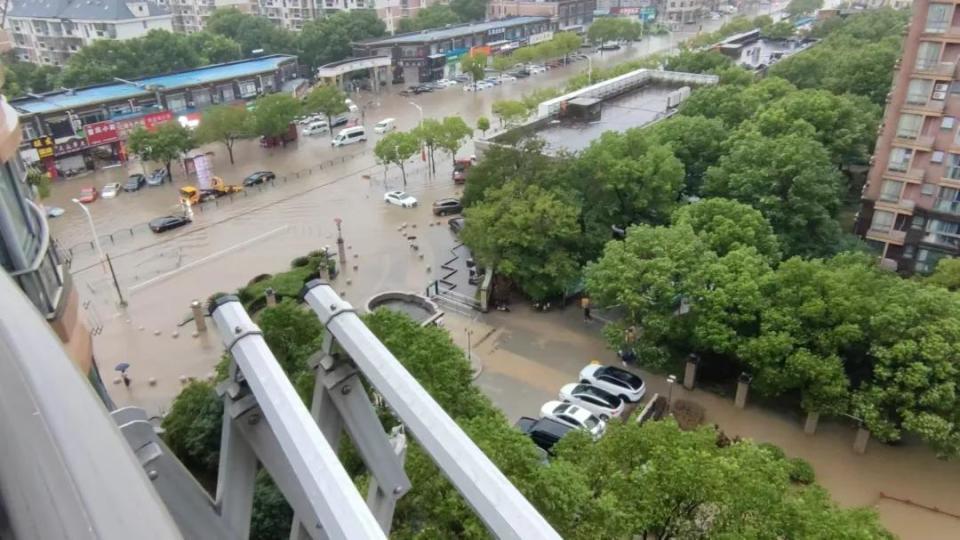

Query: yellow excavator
[179,176,244,205]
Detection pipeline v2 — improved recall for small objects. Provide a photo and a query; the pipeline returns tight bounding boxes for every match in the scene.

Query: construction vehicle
[178,176,244,204]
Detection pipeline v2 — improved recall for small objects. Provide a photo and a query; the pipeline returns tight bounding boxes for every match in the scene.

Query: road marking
[128,225,289,293]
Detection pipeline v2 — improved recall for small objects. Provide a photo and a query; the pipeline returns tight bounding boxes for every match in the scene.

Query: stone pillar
[734,373,751,409]
[683,353,699,390]
[853,426,870,454]
[191,300,206,332]
[265,287,277,307]
[803,411,820,435]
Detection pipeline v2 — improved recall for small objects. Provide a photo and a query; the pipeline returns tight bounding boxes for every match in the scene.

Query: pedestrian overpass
[0,272,559,539]
[316,55,393,93]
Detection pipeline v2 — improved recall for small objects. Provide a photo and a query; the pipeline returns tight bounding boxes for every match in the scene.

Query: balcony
[9,199,65,319]
[914,61,957,78]
[902,99,947,116]
[932,197,960,216]
[875,197,917,214]
[884,167,926,184]
[893,134,936,151]
[866,227,907,245]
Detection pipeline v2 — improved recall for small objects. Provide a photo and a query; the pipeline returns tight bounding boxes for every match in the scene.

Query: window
[238,80,257,98]
[933,151,945,163]
[926,3,951,33]
[922,183,937,196]
[888,147,913,172]
[0,162,39,266]
[944,117,956,130]
[924,220,960,248]
[913,215,927,229]
[904,245,916,258]
[166,93,187,112]
[871,210,895,232]
[916,248,947,273]
[907,78,933,104]
[880,180,904,202]
[934,186,960,215]
[916,41,942,70]
[897,114,923,139]
[948,153,960,179]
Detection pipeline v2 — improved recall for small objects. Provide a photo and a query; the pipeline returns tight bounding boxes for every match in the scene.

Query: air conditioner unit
[934,91,947,99]
[935,83,949,91]
[932,151,945,163]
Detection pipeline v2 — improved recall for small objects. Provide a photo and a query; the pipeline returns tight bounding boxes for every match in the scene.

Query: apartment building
[165,0,257,33]
[5,0,174,66]
[487,0,596,31]
[859,0,960,274]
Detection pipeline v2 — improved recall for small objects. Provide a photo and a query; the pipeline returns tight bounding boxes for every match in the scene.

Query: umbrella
[115,362,130,373]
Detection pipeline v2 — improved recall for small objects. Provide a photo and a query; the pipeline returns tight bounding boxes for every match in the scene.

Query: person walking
[581,296,593,322]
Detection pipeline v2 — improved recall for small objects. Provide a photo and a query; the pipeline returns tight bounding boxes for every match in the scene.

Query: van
[331,126,366,147]
[303,120,329,136]
[373,118,396,134]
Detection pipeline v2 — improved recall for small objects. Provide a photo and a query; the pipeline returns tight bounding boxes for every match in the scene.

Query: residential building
[660,0,709,25]
[9,55,300,177]
[859,0,960,274]
[373,0,437,34]
[354,17,553,83]
[4,0,174,66]
[166,0,258,33]
[487,0,596,31]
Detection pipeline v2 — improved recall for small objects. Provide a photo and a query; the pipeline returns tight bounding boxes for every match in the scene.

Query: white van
[331,126,367,147]
[373,118,396,134]
[303,120,329,136]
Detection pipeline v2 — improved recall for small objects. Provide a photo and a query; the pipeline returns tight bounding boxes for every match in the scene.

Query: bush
[291,256,310,268]
[248,273,272,285]
[758,442,787,461]
[788,457,816,484]
[206,291,229,314]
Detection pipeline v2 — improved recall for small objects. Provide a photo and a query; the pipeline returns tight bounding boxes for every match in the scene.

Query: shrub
[206,291,229,314]
[248,273,272,285]
[758,442,787,461]
[291,256,310,268]
[788,457,816,484]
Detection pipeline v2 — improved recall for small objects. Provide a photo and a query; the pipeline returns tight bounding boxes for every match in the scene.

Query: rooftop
[357,16,549,46]
[7,0,171,21]
[9,55,297,116]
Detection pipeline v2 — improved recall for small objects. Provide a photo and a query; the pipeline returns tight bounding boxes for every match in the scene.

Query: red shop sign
[143,110,173,130]
[84,120,119,146]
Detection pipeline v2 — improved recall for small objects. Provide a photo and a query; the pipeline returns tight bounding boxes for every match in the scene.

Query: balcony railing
[893,134,935,150]
[902,98,947,115]
[876,198,917,213]
[885,167,925,183]
[8,199,64,319]
[914,61,957,77]
[867,227,907,244]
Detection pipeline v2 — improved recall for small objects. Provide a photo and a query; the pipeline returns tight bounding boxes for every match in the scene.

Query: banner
[83,120,119,146]
[29,136,55,159]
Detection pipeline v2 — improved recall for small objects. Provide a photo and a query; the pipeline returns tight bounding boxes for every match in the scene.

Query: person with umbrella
[115,362,131,388]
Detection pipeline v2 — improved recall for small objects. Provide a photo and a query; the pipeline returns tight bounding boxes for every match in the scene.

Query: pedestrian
[581,296,592,322]
[122,373,131,388]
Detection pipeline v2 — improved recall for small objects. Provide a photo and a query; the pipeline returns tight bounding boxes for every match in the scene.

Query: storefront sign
[612,7,640,15]
[115,110,175,138]
[487,27,505,36]
[55,137,88,156]
[83,120,119,146]
[143,110,174,130]
[528,31,554,45]
[29,136,55,159]
[469,46,492,57]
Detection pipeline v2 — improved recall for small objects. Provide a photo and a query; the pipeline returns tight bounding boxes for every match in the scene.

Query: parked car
[528,65,547,74]
[297,114,322,125]
[124,174,146,192]
[243,171,275,186]
[101,182,121,199]
[483,77,502,86]
[77,186,98,203]
[516,416,573,454]
[499,74,517,83]
[146,168,169,186]
[559,383,625,420]
[331,126,367,147]
[448,217,465,234]
[454,74,471,82]
[540,401,606,439]
[345,98,359,112]
[509,69,530,78]
[373,118,396,134]
[432,197,462,216]
[600,41,621,51]
[149,215,191,233]
[46,207,65,218]
[384,190,418,208]
[331,115,350,128]
[579,364,646,403]
[303,121,329,136]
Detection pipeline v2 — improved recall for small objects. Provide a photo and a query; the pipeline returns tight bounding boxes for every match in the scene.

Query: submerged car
[146,168,169,186]
[124,174,146,191]
[243,171,276,186]
[149,215,190,233]
[432,197,462,216]
[77,186,98,203]
[101,182,121,199]
[384,190,418,208]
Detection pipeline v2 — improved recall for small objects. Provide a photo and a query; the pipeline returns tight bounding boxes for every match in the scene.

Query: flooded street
[41,5,959,538]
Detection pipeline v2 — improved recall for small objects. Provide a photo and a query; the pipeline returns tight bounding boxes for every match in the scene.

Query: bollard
[853,425,870,454]
[191,300,206,332]
[804,411,820,435]
[265,287,277,307]
[734,372,751,409]
[683,353,699,390]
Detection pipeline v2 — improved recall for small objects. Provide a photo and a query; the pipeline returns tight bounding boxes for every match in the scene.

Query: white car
[499,74,517,83]
[298,114,322,125]
[528,65,547,74]
[539,401,605,439]
[303,121,329,136]
[559,383,625,420]
[345,98,359,113]
[384,190,418,208]
[101,182,121,199]
[579,364,646,403]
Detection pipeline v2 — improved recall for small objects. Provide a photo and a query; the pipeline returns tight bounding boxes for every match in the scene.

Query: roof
[9,55,296,115]
[358,16,549,46]
[7,0,171,20]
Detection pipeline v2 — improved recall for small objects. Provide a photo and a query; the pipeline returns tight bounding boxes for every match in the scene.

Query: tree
[761,20,797,40]
[161,381,223,476]
[436,116,473,165]
[126,122,195,180]
[476,116,490,136]
[587,17,642,44]
[786,0,824,16]
[703,130,843,257]
[195,105,252,164]
[925,257,960,290]
[396,4,460,32]
[461,181,581,300]
[303,85,348,130]
[187,32,243,64]
[646,115,729,194]
[413,118,442,174]
[206,8,298,56]
[374,131,420,186]
[449,0,488,22]
[461,138,558,207]
[59,39,142,87]
[25,168,51,200]
[491,100,529,127]
[299,12,385,71]
[460,52,488,84]
[258,299,324,376]
[664,49,733,74]
[249,94,301,139]
[672,198,781,262]
[680,76,797,128]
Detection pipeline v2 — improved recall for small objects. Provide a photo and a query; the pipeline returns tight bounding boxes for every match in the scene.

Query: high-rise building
[0,89,110,402]
[165,0,258,33]
[859,0,960,274]
[4,0,174,66]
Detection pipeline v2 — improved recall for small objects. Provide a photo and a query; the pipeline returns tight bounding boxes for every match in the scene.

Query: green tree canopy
[299,11,385,71]
[672,198,781,262]
[205,8,298,56]
[161,381,223,475]
[924,257,960,291]
[303,85,349,128]
[664,49,733,74]
[249,94,301,138]
[460,52,488,83]
[449,0,488,21]
[645,114,729,194]
[475,116,490,136]
[786,0,824,16]
[374,131,420,186]
[126,122,195,179]
[396,4,461,32]
[195,104,252,164]
[587,17,642,44]
[761,20,797,40]
[491,100,529,126]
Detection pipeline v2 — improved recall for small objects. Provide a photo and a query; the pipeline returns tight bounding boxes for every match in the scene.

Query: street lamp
[587,55,593,86]
[408,101,423,129]
[666,374,677,411]
[465,328,474,364]
[71,198,106,269]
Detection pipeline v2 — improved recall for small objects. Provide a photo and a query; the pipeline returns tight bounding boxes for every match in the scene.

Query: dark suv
[516,417,573,453]
[432,197,462,216]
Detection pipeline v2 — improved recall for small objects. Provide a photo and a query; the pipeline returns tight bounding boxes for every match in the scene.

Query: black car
[516,417,573,454]
[331,115,350,127]
[510,70,530,78]
[243,171,276,186]
[448,217,465,234]
[123,174,146,191]
[432,198,462,216]
[149,215,190,233]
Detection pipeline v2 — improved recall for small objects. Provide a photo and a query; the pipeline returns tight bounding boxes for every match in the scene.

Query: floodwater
[374,299,433,322]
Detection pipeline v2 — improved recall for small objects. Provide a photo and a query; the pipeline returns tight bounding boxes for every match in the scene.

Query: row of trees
[1,9,386,95]
[395,0,488,33]
[586,17,645,45]
[163,281,890,538]
[373,116,474,184]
